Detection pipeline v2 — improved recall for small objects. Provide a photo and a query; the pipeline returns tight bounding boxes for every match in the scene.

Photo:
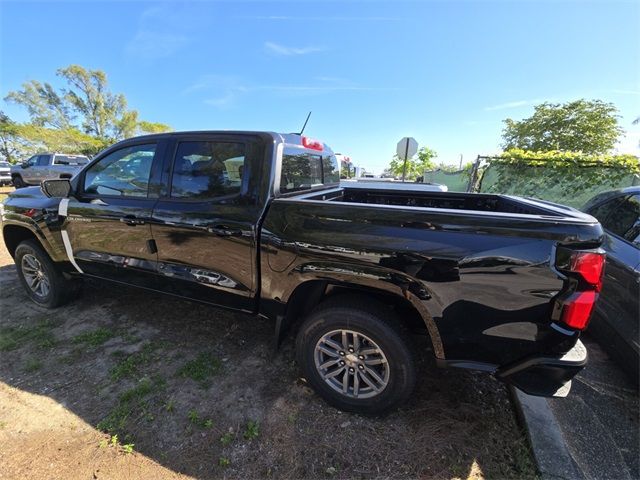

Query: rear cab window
[53,155,89,165]
[279,137,340,194]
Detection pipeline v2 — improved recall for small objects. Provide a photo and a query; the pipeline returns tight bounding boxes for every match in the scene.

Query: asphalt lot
[547,335,639,480]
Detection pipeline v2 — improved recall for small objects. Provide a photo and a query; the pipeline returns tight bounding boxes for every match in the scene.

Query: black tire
[296,295,417,414]
[12,175,25,188]
[14,240,79,308]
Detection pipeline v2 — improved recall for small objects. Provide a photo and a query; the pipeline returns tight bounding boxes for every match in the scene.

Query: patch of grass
[177,352,222,387]
[243,420,259,440]
[0,322,56,351]
[73,327,115,348]
[218,457,230,468]
[164,399,175,413]
[220,431,234,447]
[24,358,43,373]
[187,409,213,429]
[110,342,159,380]
[0,421,7,429]
[97,376,165,435]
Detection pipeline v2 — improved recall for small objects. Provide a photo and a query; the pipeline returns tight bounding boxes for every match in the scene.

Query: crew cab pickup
[1,131,605,413]
[11,153,90,188]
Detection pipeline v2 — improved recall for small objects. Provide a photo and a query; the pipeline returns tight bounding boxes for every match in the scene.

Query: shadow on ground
[0,262,536,479]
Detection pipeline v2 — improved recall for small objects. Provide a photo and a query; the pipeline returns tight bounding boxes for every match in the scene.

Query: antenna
[299,111,312,135]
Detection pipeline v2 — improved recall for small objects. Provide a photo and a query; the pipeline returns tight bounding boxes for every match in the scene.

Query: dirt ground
[0,210,536,479]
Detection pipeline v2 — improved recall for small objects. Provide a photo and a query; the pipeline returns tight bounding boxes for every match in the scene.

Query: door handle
[206,224,243,237]
[120,215,145,226]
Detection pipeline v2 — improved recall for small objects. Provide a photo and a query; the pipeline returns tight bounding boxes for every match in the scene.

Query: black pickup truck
[1,131,605,413]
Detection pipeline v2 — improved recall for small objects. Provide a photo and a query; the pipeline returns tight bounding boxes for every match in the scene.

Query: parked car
[583,187,640,383]
[0,161,11,186]
[11,153,90,188]
[1,131,605,413]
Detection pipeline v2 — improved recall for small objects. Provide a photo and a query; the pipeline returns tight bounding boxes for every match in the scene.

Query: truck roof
[110,131,335,156]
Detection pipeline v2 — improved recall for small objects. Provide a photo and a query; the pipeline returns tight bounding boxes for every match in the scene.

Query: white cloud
[183,75,397,108]
[125,5,195,61]
[125,31,188,60]
[237,16,406,21]
[484,99,545,112]
[264,41,325,56]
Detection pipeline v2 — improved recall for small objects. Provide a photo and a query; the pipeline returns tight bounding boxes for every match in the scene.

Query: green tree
[501,99,624,154]
[5,65,171,145]
[388,146,437,180]
[0,111,30,163]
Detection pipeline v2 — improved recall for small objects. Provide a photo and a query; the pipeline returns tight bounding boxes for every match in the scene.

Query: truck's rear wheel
[296,295,416,414]
[15,240,78,308]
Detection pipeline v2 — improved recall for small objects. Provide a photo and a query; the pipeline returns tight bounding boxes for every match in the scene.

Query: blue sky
[1,0,638,173]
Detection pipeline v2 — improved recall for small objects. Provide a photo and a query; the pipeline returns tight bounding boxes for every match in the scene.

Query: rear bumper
[496,340,587,397]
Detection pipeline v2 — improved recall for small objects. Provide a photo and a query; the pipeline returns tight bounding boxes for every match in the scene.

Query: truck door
[33,154,52,183]
[149,135,264,312]
[20,155,45,184]
[61,141,166,286]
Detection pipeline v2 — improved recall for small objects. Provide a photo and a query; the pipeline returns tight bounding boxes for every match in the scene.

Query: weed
[110,342,157,380]
[164,399,175,413]
[0,322,56,351]
[220,432,234,446]
[244,420,259,440]
[122,443,135,454]
[218,457,230,468]
[177,352,221,387]
[0,421,7,429]
[24,358,43,373]
[110,434,119,447]
[73,327,115,348]
[187,409,200,424]
[97,377,165,435]
[187,409,213,429]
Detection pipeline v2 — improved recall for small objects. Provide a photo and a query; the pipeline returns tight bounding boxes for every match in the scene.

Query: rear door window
[170,141,246,199]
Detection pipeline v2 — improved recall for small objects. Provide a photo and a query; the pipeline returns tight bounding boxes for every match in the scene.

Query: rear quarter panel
[261,199,603,367]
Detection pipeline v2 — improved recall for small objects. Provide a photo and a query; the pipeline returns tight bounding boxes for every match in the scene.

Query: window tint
[54,155,89,165]
[588,196,627,226]
[280,154,323,193]
[37,155,49,166]
[610,194,640,245]
[170,141,245,199]
[84,144,156,197]
[323,155,340,184]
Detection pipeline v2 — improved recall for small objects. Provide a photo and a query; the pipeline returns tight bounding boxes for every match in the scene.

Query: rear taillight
[555,250,605,330]
[561,291,597,329]
[569,251,605,290]
[302,136,323,151]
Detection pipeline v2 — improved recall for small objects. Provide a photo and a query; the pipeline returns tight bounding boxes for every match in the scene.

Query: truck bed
[294,185,591,220]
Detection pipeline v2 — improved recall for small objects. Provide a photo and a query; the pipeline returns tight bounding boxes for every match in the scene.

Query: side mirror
[41,179,72,198]
[21,162,29,169]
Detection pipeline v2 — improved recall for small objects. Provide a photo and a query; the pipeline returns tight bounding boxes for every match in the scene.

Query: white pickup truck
[11,153,90,188]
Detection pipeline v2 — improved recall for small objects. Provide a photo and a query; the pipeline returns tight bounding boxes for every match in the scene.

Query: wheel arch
[282,278,444,359]
[2,224,54,260]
